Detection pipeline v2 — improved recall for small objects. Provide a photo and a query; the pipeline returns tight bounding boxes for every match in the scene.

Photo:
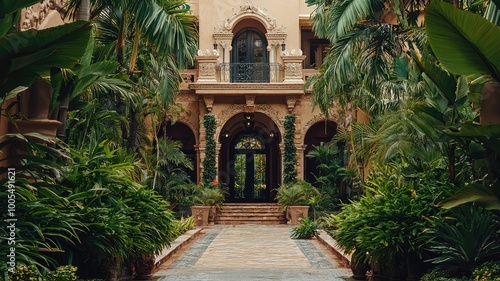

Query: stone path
[154,225,353,281]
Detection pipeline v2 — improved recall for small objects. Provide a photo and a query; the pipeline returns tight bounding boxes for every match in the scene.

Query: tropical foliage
[202,114,217,185]
[325,166,455,279]
[0,0,198,279]
[291,217,320,239]
[283,114,298,184]
[307,0,500,279]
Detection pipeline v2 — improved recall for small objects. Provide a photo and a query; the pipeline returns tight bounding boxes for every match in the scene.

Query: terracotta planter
[287,205,309,225]
[191,206,211,226]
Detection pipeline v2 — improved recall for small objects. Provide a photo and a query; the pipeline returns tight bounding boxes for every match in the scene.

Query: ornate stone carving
[203,95,215,112]
[190,83,304,90]
[215,1,286,34]
[200,63,216,77]
[281,55,306,83]
[245,95,256,107]
[196,55,218,83]
[285,63,302,77]
[217,104,246,127]
[286,96,298,113]
[254,104,284,128]
[21,0,65,31]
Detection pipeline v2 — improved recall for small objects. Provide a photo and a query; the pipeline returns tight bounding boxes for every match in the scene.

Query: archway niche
[303,121,338,184]
[159,122,197,183]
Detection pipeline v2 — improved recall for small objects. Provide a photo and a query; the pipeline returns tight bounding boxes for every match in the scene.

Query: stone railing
[193,49,307,84]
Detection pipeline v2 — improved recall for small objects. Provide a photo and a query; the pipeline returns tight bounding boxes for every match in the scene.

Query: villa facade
[168,0,340,202]
[0,0,343,203]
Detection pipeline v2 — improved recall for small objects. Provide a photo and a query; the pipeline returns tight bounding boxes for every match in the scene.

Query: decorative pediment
[214,1,286,34]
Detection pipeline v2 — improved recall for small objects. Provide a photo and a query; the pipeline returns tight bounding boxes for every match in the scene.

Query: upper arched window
[230,28,269,83]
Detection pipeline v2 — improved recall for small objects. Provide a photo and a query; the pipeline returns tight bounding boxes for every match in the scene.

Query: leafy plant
[45,266,78,281]
[0,18,92,97]
[329,166,455,279]
[275,183,307,210]
[283,114,298,185]
[169,216,196,240]
[291,217,320,239]
[193,183,226,209]
[7,264,42,281]
[472,261,500,281]
[423,205,500,275]
[202,114,217,185]
[420,268,470,281]
[426,0,500,81]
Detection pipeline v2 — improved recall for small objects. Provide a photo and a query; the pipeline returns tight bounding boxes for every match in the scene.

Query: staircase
[215,203,287,225]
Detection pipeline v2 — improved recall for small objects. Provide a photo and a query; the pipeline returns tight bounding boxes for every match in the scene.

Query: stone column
[279,143,285,186]
[281,55,306,83]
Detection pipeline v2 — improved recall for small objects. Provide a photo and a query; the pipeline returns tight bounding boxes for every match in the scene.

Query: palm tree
[60,0,197,148]
[305,0,427,119]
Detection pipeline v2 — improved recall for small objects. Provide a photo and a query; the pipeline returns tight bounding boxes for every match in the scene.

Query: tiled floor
[154,225,353,281]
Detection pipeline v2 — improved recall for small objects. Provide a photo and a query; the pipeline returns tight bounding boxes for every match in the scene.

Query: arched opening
[159,122,197,183]
[219,112,280,202]
[303,121,338,184]
[230,27,269,83]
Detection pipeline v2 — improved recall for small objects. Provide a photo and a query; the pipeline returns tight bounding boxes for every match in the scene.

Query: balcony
[219,63,282,83]
[181,53,310,95]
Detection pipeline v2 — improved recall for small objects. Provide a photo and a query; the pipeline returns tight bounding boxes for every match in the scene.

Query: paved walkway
[154,225,353,281]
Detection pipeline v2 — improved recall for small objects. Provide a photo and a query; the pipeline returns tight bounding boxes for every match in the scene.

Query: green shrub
[193,183,226,208]
[7,265,80,281]
[331,166,455,279]
[423,205,500,275]
[472,261,500,281]
[44,266,78,281]
[291,217,320,239]
[8,264,42,281]
[170,216,196,239]
[202,114,217,185]
[276,181,320,211]
[283,114,297,185]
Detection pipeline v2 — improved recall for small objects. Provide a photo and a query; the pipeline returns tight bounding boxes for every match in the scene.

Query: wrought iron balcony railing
[219,63,282,83]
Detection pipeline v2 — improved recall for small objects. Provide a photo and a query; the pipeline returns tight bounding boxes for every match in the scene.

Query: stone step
[219,209,283,213]
[216,215,285,220]
[215,203,287,225]
[215,220,287,225]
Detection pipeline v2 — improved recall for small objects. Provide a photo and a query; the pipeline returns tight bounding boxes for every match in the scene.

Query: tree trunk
[77,0,90,21]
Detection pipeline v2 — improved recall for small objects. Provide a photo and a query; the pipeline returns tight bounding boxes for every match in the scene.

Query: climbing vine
[202,114,217,185]
[284,114,297,185]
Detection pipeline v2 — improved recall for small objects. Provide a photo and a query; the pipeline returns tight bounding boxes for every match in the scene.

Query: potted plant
[275,181,315,224]
[191,181,225,226]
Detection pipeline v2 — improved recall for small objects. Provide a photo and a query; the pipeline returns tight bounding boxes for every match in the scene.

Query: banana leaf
[426,1,500,81]
[0,0,40,17]
[0,21,92,96]
[439,183,500,210]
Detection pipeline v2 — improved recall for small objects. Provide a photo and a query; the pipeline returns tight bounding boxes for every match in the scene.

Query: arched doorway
[219,112,280,202]
[303,121,338,184]
[231,28,269,82]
